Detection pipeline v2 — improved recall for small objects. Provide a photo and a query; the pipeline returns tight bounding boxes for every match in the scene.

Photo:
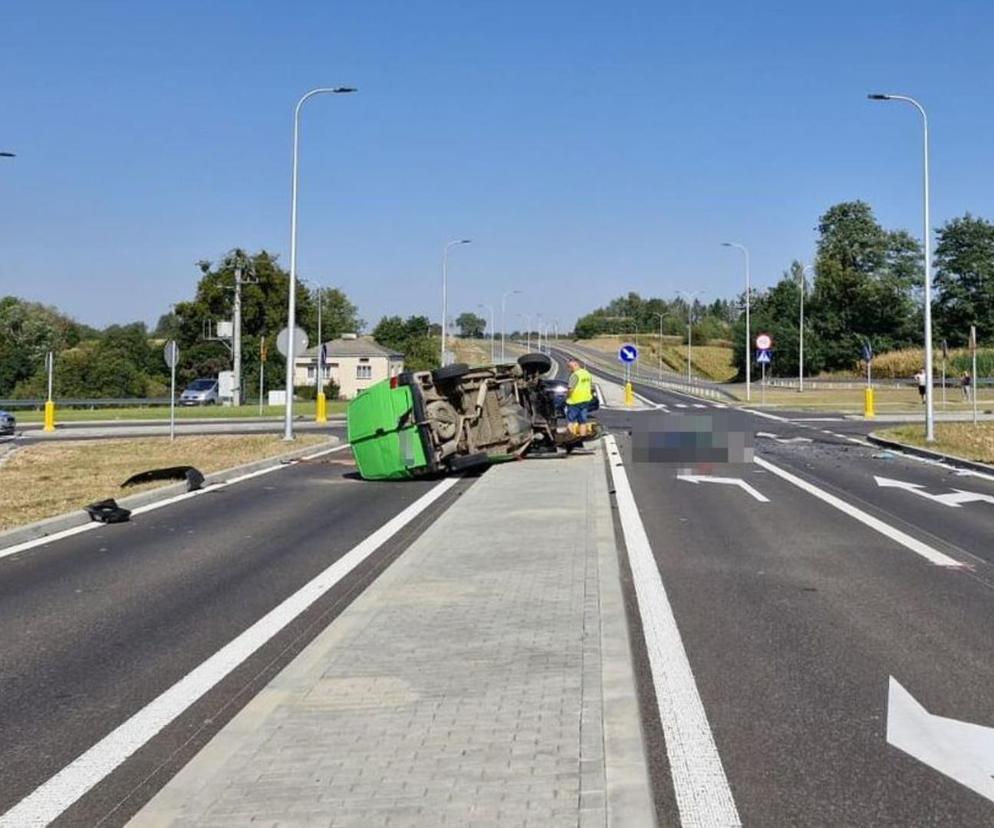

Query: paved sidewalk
[131,445,653,827]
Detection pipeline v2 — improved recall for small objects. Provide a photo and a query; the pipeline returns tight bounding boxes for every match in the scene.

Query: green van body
[347,380,431,480]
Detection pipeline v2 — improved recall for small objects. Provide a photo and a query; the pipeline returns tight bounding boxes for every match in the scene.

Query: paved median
[131,444,652,827]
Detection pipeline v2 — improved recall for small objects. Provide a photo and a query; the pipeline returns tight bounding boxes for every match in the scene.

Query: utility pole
[233,265,243,406]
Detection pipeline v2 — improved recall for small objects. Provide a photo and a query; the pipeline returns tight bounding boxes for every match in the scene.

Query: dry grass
[879,422,994,464]
[0,435,327,532]
[581,336,736,381]
[448,338,496,366]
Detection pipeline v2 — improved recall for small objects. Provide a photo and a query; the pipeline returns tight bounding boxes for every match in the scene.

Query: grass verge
[0,434,328,532]
[727,384,994,412]
[877,422,994,464]
[13,401,348,424]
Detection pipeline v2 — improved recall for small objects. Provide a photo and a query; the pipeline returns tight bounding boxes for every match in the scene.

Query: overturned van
[347,353,599,480]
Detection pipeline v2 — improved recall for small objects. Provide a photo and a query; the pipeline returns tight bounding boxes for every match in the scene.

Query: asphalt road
[0,450,473,825]
[554,346,994,824]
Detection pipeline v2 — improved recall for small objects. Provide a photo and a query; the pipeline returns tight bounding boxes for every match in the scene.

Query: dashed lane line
[603,434,741,826]
[0,474,462,827]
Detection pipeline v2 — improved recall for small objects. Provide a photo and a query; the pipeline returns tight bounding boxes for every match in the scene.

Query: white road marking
[755,456,965,568]
[603,435,741,826]
[676,473,769,502]
[756,432,812,444]
[692,403,707,409]
[674,403,688,409]
[0,444,350,559]
[887,677,994,803]
[874,476,994,508]
[0,474,460,827]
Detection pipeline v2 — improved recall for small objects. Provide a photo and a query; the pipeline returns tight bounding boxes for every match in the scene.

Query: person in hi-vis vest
[565,359,594,437]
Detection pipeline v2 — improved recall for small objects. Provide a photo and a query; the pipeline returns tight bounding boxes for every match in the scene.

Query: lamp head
[333,87,358,94]
[0,152,14,158]
[867,93,891,100]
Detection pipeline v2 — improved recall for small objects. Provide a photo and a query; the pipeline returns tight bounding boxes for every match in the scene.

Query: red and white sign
[755,333,773,350]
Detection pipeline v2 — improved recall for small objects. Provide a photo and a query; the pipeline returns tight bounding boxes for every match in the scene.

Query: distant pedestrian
[961,371,972,401]
[914,369,927,404]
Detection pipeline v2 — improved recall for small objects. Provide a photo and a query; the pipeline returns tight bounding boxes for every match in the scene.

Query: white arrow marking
[677,474,769,502]
[887,677,994,803]
[757,432,812,444]
[874,476,994,509]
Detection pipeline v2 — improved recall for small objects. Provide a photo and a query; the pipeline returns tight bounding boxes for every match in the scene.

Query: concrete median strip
[0,438,345,559]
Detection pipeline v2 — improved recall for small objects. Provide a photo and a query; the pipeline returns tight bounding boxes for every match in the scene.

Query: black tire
[517,352,552,375]
[432,363,470,383]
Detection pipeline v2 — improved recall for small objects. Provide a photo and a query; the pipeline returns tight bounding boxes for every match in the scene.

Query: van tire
[432,363,470,383]
[517,353,552,375]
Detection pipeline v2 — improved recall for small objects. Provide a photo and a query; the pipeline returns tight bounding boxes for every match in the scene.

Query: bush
[294,380,340,401]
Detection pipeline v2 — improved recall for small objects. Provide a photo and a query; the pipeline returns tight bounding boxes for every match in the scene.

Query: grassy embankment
[579,335,738,382]
[0,435,329,531]
[877,422,994,464]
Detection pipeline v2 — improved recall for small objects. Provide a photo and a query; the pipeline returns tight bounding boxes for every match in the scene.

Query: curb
[0,437,343,552]
[867,432,994,475]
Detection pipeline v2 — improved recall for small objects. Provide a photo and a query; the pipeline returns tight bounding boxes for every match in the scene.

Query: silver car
[0,409,15,436]
[179,379,219,406]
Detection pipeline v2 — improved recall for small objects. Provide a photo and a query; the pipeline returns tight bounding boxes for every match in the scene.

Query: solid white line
[0,474,460,827]
[0,444,352,558]
[603,435,741,826]
[754,456,965,568]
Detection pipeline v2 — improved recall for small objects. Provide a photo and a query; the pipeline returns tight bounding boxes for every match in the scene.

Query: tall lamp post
[284,86,356,441]
[651,312,665,380]
[441,239,472,365]
[501,289,521,363]
[722,242,751,401]
[518,313,533,351]
[478,303,496,364]
[677,290,705,384]
[799,265,814,393]
[868,93,934,442]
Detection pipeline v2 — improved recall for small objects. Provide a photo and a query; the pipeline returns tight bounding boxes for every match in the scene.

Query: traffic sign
[862,341,873,362]
[276,326,309,358]
[618,344,638,364]
[163,340,179,369]
[755,333,773,351]
[756,349,772,364]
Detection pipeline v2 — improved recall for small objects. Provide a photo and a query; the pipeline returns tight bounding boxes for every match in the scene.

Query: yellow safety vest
[567,368,593,405]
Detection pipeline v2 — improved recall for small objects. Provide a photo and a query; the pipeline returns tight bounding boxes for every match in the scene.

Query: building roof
[298,336,403,360]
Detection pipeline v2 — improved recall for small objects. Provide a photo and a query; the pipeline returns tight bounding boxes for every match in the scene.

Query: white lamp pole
[677,290,705,384]
[722,242,751,401]
[800,264,814,393]
[441,239,472,365]
[868,93,934,442]
[651,312,664,380]
[284,86,355,441]
[478,303,496,364]
[501,289,521,363]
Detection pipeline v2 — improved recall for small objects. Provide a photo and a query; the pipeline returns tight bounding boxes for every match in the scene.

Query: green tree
[456,312,486,338]
[810,201,921,370]
[933,213,994,346]
[372,314,439,373]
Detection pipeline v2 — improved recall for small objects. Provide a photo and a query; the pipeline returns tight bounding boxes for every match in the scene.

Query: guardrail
[0,398,174,410]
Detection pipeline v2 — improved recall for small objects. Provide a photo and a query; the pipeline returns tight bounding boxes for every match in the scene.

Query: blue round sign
[618,344,638,364]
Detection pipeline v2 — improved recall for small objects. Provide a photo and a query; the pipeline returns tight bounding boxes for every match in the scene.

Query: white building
[294,334,404,400]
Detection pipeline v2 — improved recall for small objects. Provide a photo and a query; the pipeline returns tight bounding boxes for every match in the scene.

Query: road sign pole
[170,359,176,442]
[43,351,55,432]
[972,325,978,426]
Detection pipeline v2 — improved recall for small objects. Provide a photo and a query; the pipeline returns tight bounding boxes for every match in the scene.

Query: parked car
[0,409,15,436]
[179,378,220,406]
[347,353,600,480]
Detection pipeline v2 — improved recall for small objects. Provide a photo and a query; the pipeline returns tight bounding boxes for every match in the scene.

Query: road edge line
[754,456,966,568]
[602,434,741,826]
[0,475,461,828]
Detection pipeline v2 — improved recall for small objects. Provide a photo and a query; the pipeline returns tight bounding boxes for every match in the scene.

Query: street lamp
[478,303,496,364]
[799,265,814,393]
[283,86,356,441]
[651,312,665,380]
[441,239,472,365]
[501,289,521,363]
[868,92,934,442]
[722,242,751,401]
[518,313,532,351]
[677,290,705,384]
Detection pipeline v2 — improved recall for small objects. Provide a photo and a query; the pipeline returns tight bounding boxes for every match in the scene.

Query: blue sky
[2,1,993,332]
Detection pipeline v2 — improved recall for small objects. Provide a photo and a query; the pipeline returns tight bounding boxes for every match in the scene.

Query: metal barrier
[0,397,173,410]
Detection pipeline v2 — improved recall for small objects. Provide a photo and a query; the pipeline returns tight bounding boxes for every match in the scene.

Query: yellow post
[43,400,56,432]
[624,382,634,406]
[315,391,327,423]
[864,387,875,420]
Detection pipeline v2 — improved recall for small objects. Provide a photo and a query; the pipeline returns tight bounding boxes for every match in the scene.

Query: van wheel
[432,363,470,383]
[517,353,552,375]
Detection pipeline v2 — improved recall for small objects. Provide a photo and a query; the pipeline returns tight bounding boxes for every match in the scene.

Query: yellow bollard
[624,382,634,407]
[315,391,327,423]
[43,400,56,432]
[864,387,875,420]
